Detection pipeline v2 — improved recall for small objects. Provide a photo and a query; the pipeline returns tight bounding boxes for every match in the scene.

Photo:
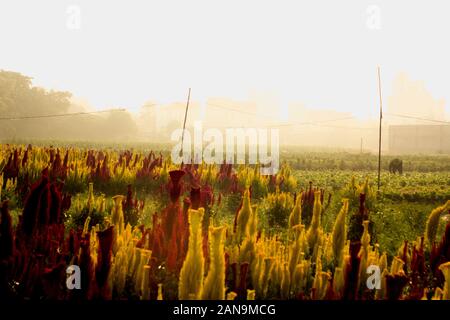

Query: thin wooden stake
[180,88,191,167]
[377,67,383,191]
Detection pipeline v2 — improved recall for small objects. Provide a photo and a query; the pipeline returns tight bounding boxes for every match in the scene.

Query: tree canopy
[0,70,138,141]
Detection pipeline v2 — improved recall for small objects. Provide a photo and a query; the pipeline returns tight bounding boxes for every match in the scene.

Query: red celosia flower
[430,221,450,285]
[409,236,426,299]
[0,201,14,260]
[343,241,361,300]
[21,170,50,237]
[169,170,185,203]
[385,273,408,300]
[237,263,249,299]
[190,186,201,210]
[96,226,114,298]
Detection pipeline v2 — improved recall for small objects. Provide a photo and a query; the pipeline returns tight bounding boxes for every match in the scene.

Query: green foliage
[67,207,107,231]
[260,190,294,230]
[371,201,434,258]
[285,149,450,172]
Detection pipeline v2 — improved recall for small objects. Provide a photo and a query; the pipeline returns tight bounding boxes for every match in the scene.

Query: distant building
[389,125,450,154]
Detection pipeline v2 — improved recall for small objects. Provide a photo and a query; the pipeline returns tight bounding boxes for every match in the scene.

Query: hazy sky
[1,0,449,119]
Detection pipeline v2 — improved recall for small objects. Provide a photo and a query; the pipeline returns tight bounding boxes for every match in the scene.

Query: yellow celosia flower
[358,220,371,287]
[87,182,95,213]
[438,261,450,300]
[178,208,205,300]
[306,191,322,247]
[157,283,163,300]
[259,257,274,298]
[333,267,345,299]
[226,291,237,300]
[82,216,91,236]
[421,289,428,300]
[280,262,290,299]
[236,190,252,242]
[136,249,152,294]
[425,200,450,247]
[379,252,388,272]
[390,256,405,275]
[202,226,226,300]
[246,206,258,239]
[361,220,371,251]
[111,195,125,235]
[432,287,443,300]
[331,199,349,266]
[139,265,151,299]
[288,195,302,229]
[288,225,304,282]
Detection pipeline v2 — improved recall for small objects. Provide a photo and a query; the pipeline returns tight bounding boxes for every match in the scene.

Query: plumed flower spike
[390,256,405,275]
[235,190,253,242]
[247,206,258,238]
[201,226,226,300]
[157,283,163,300]
[190,186,201,210]
[111,195,125,235]
[425,200,450,248]
[438,262,450,300]
[227,291,237,300]
[289,193,302,229]
[20,171,49,236]
[0,201,14,260]
[179,208,205,300]
[247,289,256,300]
[169,170,185,203]
[333,267,345,299]
[96,225,114,298]
[87,182,95,213]
[361,220,371,250]
[306,191,322,253]
[332,198,349,266]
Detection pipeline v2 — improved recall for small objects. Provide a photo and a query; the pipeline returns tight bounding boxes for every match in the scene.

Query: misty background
[1,1,449,152]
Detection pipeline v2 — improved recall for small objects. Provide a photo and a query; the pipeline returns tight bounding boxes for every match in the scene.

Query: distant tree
[102,111,138,140]
[0,70,139,142]
[0,70,72,140]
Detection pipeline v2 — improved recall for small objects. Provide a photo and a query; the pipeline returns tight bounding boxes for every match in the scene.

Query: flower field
[0,144,449,300]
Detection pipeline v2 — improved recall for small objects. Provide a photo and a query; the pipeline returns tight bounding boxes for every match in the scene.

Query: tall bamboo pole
[377,67,383,191]
[180,88,191,167]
